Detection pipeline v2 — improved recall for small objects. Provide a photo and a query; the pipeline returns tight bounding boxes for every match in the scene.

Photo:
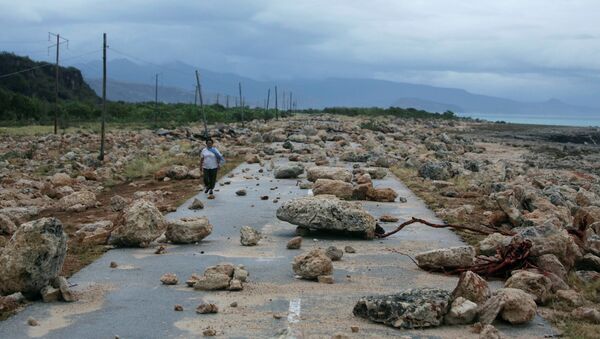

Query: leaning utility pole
[238,82,244,128]
[49,32,68,134]
[265,88,271,119]
[195,70,208,137]
[99,33,107,161]
[274,86,279,120]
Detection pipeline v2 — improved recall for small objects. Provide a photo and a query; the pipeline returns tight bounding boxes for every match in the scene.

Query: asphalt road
[0,158,557,338]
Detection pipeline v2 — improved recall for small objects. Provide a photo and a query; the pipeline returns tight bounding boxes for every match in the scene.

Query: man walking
[200,138,224,196]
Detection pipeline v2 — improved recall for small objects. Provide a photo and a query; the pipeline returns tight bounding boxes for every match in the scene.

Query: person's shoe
[204,187,209,193]
[209,189,214,195]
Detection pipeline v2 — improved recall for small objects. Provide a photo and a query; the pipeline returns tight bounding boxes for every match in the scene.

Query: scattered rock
[379,215,399,222]
[478,288,537,325]
[174,304,183,311]
[366,187,398,202]
[41,285,61,302]
[313,179,353,200]
[196,303,219,314]
[318,275,334,284]
[240,225,261,246]
[555,289,584,307]
[479,324,502,339]
[0,217,67,297]
[286,236,302,249]
[571,307,600,324]
[353,288,451,329]
[445,296,478,325]
[203,327,217,336]
[160,273,178,285]
[274,165,304,179]
[109,200,167,247]
[415,246,475,271]
[27,317,39,326]
[56,276,77,302]
[452,271,491,305]
[344,246,356,253]
[277,195,377,239]
[307,166,352,182]
[110,195,128,212]
[350,326,359,333]
[504,270,552,304]
[189,198,204,210]
[166,217,212,244]
[110,261,118,268]
[194,273,231,291]
[325,246,344,261]
[292,249,333,280]
[155,245,167,254]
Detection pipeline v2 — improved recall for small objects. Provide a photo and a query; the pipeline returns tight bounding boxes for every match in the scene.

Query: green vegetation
[1,52,458,128]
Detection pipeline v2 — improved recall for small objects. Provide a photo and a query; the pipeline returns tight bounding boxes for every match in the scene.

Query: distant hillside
[76,58,600,118]
[0,52,99,102]
[86,78,195,103]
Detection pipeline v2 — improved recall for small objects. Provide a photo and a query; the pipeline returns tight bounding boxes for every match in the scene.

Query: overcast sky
[1,0,600,107]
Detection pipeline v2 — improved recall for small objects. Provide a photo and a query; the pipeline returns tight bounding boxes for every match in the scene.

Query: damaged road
[0,158,557,338]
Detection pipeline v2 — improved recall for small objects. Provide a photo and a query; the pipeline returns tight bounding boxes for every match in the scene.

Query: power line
[109,47,189,77]
[0,63,53,79]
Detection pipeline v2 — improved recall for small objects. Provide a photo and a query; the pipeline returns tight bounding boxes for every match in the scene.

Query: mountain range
[75,59,600,117]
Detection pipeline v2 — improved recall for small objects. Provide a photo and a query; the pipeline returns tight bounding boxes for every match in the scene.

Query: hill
[76,59,600,118]
[0,52,100,122]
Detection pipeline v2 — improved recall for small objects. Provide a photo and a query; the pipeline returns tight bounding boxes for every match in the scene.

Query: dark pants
[203,168,218,190]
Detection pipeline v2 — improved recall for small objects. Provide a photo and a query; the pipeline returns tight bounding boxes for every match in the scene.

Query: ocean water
[456,112,600,127]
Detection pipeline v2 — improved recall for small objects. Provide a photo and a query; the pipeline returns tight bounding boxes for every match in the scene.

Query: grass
[389,165,486,247]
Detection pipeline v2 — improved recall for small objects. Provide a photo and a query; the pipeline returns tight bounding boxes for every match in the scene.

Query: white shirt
[201,147,221,169]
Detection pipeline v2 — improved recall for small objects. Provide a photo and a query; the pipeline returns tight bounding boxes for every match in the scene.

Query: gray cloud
[1,0,600,106]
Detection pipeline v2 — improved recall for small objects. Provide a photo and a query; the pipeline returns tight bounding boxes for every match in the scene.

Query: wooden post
[265,88,270,119]
[99,33,107,161]
[289,92,292,111]
[54,34,59,134]
[239,82,244,128]
[154,73,158,125]
[274,86,278,120]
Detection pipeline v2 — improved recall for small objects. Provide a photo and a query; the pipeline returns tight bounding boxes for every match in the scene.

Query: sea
[456,112,600,127]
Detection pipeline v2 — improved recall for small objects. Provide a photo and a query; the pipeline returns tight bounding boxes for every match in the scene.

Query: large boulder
[276,195,377,238]
[313,179,353,200]
[109,200,167,247]
[504,270,552,304]
[58,191,97,211]
[166,217,212,244]
[478,288,537,325]
[166,165,189,180]
[366,187,397,202]
[445,297,478,325]
[452,271,491,305]
[240,226,261,246]
[353,288,451,329]
[307,166,352,183]
[418,162,452,180]
[0,218,67,297]
[292,249,333,280]
[516,223,582,269]
[274,165,304,179]
[415,246,475,271]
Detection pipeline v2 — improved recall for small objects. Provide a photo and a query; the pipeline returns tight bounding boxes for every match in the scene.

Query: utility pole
[49,32,68,134]
[238,82,244,128]
[265,88,270,119]
[154,73,159,125]
[289,92,293,112]
[194,85,198,105]
[216,93,220,105]
[195,70,208,137]
[99,33,107,161]
[274,86,279,120]
[226,95,229,108]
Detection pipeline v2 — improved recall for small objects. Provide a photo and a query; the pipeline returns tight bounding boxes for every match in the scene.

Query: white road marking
[287,298,301,323]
